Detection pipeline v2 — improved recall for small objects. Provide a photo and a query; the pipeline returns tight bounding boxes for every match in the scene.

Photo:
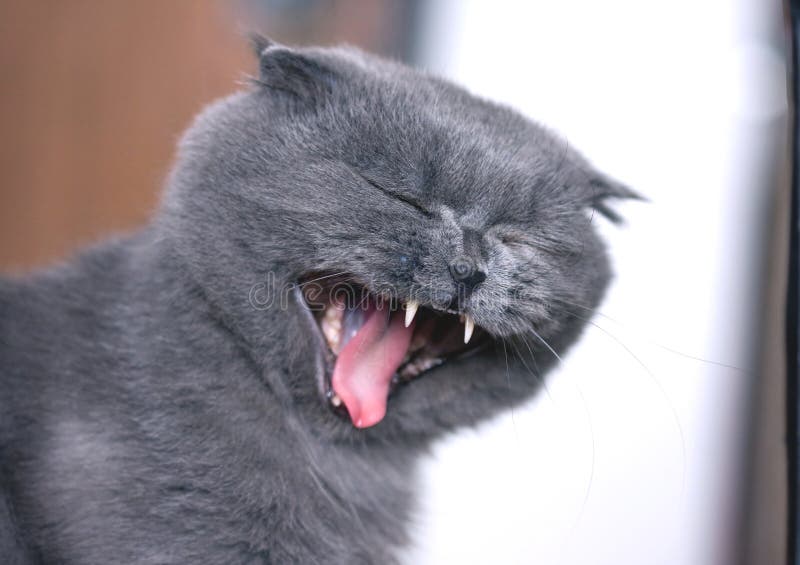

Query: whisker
[527,327,561,364]
[296,271,351,287]
[508,335,555,404]
[527,326,596,532]
[501,338,519,437]
[356,291,371,310]
[284,416,369,542]
[562,309,688,495]
[552,296,749,375]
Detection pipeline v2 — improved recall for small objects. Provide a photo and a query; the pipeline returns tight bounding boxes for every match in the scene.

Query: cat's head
[161,38,638,442]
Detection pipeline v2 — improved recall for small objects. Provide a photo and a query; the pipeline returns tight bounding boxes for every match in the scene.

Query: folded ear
[247,34,337,103]
[585,172,643,224]
[248,32,273,58]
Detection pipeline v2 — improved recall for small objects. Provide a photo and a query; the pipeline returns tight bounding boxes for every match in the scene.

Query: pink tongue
[331,301,414,428]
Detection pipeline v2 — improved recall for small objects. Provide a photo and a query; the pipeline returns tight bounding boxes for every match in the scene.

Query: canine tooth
[330,393,342,407]
[404,300,419,328]
[464,315,475,344]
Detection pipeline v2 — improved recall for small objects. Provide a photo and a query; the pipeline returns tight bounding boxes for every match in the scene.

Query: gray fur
[0,40,635,564]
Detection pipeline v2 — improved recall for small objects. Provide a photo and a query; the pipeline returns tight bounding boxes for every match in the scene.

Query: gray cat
[0,37,637,564]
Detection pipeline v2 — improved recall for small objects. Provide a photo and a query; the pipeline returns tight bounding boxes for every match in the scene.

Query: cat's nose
[448,257,486,295]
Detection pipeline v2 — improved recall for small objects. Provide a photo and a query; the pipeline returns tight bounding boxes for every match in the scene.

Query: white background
[405,1,788,563]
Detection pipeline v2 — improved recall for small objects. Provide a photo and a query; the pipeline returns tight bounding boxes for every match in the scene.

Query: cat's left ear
[584,172,643,224]
[248,33,337,103]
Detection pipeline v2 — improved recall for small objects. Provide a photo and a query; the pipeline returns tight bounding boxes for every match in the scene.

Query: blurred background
[0,0,421,270]
[0,1,790,564]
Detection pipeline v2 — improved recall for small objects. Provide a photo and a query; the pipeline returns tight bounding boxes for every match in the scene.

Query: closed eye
[499,233,526,245]
[354,171,433,218]
[497,226,574,257]
[494,227,531,246]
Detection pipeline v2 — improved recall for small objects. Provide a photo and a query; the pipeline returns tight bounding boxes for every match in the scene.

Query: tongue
[331,299,414,428]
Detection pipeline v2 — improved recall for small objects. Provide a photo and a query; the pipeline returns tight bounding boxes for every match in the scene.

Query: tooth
[404,300,419,328]
[321,303,343,353]
[410,332,426,352]
[464,315,475,344]
[320,313,341,353]
[330,393,342,407]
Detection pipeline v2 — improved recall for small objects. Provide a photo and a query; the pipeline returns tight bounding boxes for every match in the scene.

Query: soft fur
[0,38,635,564]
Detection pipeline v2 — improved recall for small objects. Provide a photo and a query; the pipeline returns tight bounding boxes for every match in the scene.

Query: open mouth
[299,275,488,428]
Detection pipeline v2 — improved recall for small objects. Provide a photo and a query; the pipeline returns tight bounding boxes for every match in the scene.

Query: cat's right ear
[584,172,645,224]
[248,33,336,103]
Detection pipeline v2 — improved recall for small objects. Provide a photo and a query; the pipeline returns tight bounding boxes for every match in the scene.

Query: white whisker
[553,297,749,374]
[296,271,351,287]
[560,309,688,495]
[501,339,519,437]
[508,335,554,404]
[528,325,596,535]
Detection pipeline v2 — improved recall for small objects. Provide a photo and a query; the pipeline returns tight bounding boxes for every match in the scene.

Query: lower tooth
[330,394,342,407]
[410,333,426,352]
[321,319,339,352]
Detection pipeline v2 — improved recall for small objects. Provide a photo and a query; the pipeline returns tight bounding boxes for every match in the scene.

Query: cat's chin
[296,274,490,429]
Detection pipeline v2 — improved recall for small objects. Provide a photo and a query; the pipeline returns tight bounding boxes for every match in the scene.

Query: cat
[0,36,637,564]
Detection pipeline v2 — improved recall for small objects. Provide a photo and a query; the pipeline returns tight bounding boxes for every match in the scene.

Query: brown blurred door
[0,0,250,271]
